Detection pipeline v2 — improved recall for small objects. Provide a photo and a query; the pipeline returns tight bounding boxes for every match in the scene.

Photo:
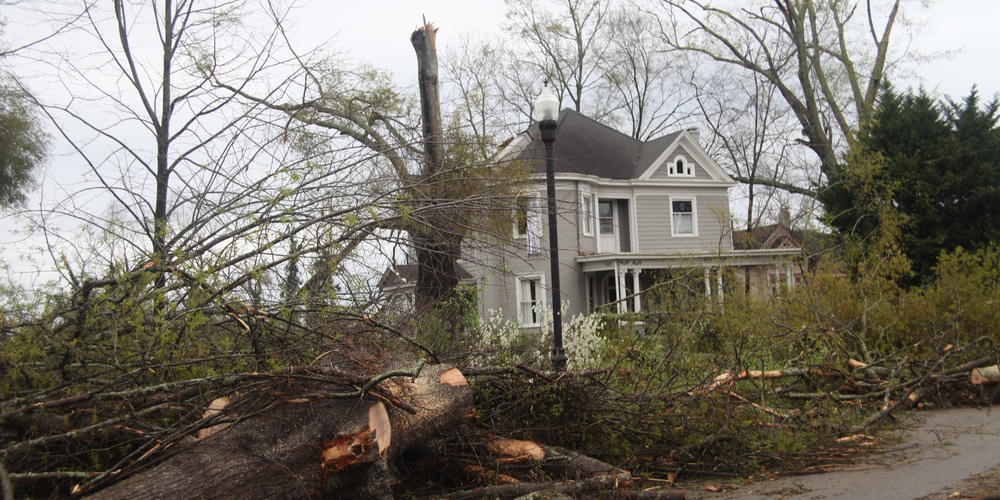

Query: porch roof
[575,248,802,272]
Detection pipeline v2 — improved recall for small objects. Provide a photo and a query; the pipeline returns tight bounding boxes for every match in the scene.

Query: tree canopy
[823,85,1000,278]
[0,82,46,209]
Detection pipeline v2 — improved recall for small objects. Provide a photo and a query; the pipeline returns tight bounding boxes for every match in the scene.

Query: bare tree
[505,0,614,118]
[601,7,693,140]
[695,68,802,226]
[5,0,419,316]
[659,0,903,196]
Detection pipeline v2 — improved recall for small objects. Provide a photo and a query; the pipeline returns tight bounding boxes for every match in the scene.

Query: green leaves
[0,81,48,208]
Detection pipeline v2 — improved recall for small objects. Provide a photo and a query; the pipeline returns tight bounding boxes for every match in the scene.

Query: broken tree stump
[84,363,471,500]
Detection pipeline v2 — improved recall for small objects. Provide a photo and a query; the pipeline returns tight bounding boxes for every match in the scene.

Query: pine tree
[282,237,300,305]
[822,85,1000,279]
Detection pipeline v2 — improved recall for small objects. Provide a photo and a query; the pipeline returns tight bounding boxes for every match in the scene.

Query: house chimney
[685,127,699,144]
[778,207,791,228]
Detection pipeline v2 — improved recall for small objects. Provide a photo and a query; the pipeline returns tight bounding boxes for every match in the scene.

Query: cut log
[84,363,472,500]
[971,365,1000,385]
[195,396,230,440]
[484,438,627,480]
[488,438,546,460]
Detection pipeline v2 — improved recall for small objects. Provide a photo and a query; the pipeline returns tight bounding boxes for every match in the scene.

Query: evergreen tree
[282,237,301,304]
[822,85,1000,279]
[0,82,47,209]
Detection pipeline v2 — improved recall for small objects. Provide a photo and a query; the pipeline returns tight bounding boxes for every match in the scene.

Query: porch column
[786,263,794,289]
[632,268,642,313]
[612,260,622,313]
[716,267,724,304]
[614,261,625,314]
[703,267,711,299]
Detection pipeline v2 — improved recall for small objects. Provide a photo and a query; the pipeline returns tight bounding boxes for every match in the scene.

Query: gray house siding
[453,181,734,329]
[469,186,589,327]
[635,191,733,253]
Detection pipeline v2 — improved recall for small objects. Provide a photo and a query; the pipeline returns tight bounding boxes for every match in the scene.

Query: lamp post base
[550,348,567,372]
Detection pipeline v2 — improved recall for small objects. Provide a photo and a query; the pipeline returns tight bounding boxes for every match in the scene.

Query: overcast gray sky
[291,0,1000,99]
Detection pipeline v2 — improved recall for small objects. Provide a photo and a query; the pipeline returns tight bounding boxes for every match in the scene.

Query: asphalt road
[690,407,1000,500]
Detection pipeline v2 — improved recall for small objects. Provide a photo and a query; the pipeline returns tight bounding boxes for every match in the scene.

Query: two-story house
[384,109,802,327]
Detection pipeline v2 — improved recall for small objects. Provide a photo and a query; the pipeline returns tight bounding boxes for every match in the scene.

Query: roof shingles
[519,109,678,179]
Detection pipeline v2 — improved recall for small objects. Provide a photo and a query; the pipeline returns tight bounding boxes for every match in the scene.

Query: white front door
[598,200,617,252]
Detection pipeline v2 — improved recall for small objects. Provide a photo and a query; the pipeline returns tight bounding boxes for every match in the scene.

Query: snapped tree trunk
[409,20,462,309]
[84,364,472,500]
[414,235,460,307]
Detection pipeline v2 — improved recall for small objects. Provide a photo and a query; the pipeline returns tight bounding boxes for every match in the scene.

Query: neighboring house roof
[509,109,717,181]
[733,223,799,250]
[733,223,833,257]
[378,263,474,291]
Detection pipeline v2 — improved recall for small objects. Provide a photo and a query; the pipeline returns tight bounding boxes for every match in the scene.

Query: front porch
[578,249,803,313]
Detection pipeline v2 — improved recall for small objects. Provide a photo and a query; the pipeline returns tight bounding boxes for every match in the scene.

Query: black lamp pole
[539,119,567,371]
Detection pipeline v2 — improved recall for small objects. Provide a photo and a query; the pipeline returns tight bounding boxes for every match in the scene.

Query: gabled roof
[637,132,683,174]
[505,109,730,182]
[733,223,799,250]
[733,223,834,257]
[518,110,643,179]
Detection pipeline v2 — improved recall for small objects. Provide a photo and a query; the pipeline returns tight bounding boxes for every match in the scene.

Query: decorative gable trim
[638,130,733,182]
[763,225,797,249]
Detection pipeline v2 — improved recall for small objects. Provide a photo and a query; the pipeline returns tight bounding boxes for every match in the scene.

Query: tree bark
[413,235,460,308]
[409,20,466,310]
[85,364,472,500]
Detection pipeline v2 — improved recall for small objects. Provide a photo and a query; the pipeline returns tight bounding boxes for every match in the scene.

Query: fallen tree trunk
[84,363,472,500]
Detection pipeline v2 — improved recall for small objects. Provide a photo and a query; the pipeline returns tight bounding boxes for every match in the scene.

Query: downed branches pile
[444,337,998,489]
[1,336,997,498]
[699,345,998,434]
[3,247,1000,498]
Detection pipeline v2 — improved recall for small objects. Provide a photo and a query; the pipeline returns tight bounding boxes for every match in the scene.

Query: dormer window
[668,155,694,177]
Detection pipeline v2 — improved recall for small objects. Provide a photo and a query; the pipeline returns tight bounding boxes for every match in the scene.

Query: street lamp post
[533,85,567,371]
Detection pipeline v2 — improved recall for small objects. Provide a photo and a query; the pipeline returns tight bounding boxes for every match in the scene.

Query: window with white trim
[668,155,694,177]
[580,192,594,236]
[513,195,542,254]
[516,277,544,326]
[513,197,529,238]
[598,200,614,235]
[671,198,696,236]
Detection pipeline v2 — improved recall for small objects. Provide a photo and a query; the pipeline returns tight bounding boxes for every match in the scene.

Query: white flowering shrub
[562,313,606,369]
[472,302,610,369]
[470,309,526,365]
[478,309,520,349]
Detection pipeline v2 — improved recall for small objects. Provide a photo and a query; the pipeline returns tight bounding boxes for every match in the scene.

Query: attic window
[667,155,694,177]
